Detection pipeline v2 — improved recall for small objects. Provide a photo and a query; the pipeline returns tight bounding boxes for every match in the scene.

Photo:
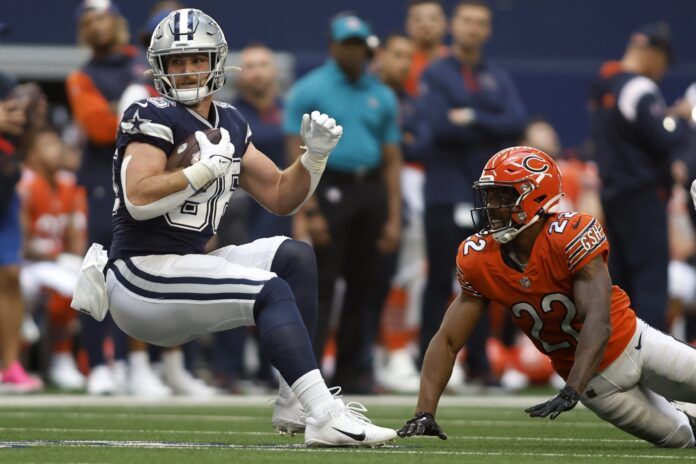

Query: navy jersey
[110,97,251,259]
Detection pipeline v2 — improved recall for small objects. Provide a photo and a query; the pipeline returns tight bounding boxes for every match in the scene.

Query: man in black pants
[284,14,402,393]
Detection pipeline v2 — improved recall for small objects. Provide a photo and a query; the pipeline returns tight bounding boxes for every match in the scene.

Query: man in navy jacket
[418,0,526,385]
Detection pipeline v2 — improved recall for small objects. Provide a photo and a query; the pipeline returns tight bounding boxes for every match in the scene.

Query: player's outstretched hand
[300,111,343,158]
[195,127,235,177]
[397,412,447,440]
[525,386,579,420]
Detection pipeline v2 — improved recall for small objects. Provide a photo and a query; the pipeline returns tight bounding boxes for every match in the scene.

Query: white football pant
[581,319,696,447]
[106,236,288,347]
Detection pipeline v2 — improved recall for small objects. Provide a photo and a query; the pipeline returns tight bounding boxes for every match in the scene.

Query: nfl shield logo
[519,277,531,289]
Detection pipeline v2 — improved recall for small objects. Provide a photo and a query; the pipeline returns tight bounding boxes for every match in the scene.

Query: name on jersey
[565,218,606,271]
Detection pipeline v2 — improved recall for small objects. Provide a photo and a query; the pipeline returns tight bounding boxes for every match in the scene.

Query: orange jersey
[19,169,87,259]
[456,212,636,379]
[404,46,449,96]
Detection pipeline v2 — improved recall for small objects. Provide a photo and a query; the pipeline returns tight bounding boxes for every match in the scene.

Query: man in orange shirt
[404,0,448,97]
[399,146,696,448]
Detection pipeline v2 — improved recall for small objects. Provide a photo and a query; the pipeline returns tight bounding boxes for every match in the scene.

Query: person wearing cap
[65,0,139,395]
[589,21,693,333]
[417,0,526,388]
[284,13,403,393]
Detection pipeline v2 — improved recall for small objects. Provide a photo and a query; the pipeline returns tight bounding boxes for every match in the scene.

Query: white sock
[129,350,150,371]
[290,369,336,418]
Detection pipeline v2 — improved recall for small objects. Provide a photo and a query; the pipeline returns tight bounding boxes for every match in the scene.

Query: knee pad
[271,240,317,281]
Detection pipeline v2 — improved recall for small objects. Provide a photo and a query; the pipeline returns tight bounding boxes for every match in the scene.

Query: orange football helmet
[472,146,563,243]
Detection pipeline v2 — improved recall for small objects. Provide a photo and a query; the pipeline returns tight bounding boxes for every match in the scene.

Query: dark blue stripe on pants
[123,258,267,286]
[111,263,258,301]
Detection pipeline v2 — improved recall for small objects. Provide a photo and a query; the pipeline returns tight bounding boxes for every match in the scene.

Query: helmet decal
[521,155,550,174]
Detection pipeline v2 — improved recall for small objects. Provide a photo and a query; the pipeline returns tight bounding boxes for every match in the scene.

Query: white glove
[300,111,343,172]
[184,128,235,190]
[691,179,696,211]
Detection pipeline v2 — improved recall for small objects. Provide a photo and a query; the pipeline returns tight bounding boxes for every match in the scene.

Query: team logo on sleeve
[120,109,174,144]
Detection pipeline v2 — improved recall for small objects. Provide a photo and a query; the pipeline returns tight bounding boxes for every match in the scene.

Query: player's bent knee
[272,239,317,279]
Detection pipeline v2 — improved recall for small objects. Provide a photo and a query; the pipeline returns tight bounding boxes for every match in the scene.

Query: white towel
[70,243,109,321]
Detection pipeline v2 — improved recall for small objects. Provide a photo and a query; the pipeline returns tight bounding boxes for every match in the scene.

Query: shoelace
[270,384,372,425]
[327,386,372,425]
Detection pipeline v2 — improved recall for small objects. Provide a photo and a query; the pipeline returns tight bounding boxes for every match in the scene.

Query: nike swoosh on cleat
[635,332,643,350]
[332,427,366,441]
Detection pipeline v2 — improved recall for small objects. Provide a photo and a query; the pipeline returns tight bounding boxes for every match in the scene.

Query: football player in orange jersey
[399,146,696,447]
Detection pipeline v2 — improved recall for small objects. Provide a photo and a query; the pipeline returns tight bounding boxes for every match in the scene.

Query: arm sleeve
[66,71,119,145]
[472,69,527,138]
[419,68,478,144]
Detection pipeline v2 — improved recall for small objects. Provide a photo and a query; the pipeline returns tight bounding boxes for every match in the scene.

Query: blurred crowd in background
[1,0,696,397]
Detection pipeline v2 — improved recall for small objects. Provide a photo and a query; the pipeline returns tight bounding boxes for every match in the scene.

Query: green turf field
[0,395,694,463]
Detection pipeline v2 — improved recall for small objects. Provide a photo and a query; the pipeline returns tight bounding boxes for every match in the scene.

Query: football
[166,128,222,170]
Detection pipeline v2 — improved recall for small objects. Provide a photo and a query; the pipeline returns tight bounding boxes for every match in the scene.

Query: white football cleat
[164,369,218,397]
[49,353,86,390]
[500,367,530,392]
[377,348,421,393]
[128,364,172,397]
[272,393,306,435]
[87,364,117,395]
[304,399,397,447]
[160,350,218,397]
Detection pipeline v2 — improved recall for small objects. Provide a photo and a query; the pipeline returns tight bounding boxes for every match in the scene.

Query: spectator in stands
[0,81,44,392]
[284,13,402,393]
[66,0,137,395]
[404,0,448,96]
[19,127,87,389]
[375,33,430,392]
[589,22,692,332]
[521,117,602,218]
[418,0,527,387]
